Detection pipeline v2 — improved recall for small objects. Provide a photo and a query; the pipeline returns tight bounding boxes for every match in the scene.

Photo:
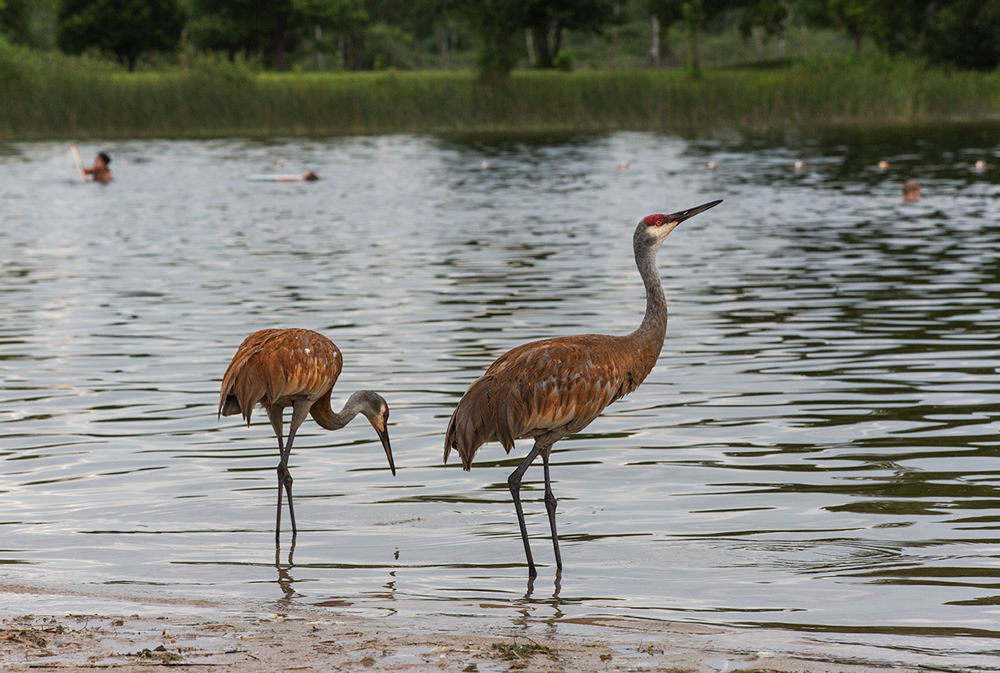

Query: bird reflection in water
[274,538,298,603]
[515,571,564,632]
[367,548,400,614]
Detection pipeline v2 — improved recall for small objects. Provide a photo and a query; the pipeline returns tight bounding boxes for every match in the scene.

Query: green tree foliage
[0,0,58,49]
[912,0,1000,70]
[335,0,457,70]
[821,0,879,52]
[188,0,366,70]
[455,0,522,80]
[364,0,451,40]
[0,0,34,46]
[738,0,788,42]
[388,0,470,68]
[523,0,615,68]
[648,0,684,28]
[455,0,617,78]
[843,0,1000,70]
[302,0,368,69]
[649,0,733,71]
[187,0,298,70]
[299,0,367,28]
[858,0,924,54]
[23,0,1000,75]
[57,0,185,70]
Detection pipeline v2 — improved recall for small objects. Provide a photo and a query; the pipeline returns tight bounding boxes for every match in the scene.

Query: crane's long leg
[267,406,286,543]
[542,452,562,570]
[508,443,544,577]
[280,400,312,539]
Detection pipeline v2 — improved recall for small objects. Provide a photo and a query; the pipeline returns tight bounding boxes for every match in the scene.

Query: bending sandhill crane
[219,328,395,541]
[445,201,722,576]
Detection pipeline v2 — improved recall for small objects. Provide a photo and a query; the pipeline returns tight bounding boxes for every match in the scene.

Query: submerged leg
[267,406,286,543]
[508,444,544,577]
[542,451,562,570]
[280,400,312,538]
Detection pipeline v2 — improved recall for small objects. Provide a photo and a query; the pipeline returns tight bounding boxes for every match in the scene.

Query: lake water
[2,128,1000,669]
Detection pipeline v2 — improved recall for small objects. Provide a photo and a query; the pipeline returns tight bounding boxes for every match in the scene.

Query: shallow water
[2,128,1000,668]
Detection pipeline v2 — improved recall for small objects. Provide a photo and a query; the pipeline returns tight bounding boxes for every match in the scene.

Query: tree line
[2,0,999,74]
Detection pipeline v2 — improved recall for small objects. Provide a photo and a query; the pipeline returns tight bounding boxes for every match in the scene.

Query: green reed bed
[2,51,1000,139]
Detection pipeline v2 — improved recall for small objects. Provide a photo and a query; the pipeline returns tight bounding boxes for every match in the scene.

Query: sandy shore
[0,607,924,673]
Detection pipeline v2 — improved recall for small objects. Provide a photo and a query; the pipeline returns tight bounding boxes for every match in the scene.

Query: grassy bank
[2,48,1000,139]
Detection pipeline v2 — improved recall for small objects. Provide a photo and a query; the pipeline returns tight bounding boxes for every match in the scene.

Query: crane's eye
[643,214,669,227]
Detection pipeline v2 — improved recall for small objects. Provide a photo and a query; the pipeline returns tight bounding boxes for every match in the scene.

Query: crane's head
[353,390,396,476]
[635,199,723,252]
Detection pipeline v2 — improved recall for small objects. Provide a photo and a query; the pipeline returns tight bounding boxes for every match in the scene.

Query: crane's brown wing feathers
[445,335,639,469]
[219,329,342,426]
[444,374,505,469]
[492,336,627,439]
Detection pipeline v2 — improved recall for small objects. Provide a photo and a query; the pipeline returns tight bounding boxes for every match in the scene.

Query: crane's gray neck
[632,230,668,339]
[313,390,382,432]
[320,393,366,431]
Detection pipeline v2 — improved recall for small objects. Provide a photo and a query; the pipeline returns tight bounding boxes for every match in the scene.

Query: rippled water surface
[3,128,1000,668]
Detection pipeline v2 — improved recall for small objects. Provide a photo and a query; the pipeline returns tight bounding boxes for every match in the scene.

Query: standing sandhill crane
[219,328,395,541]
[445,201,722,576]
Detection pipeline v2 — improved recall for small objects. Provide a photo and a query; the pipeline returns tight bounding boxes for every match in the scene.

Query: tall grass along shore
[2,46,1000,139]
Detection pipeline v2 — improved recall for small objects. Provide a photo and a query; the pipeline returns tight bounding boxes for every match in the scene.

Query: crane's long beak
[377,428,396,476]
[670,199,723,224]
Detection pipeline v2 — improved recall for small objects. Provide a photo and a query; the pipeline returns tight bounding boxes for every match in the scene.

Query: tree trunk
[690,27,700,74]
[179,28,189,69]
[275,34,287,72]
[650,14,660,67]
[315,25,325,70]
[552,22,564,61]
[752,26,764,59]
[437,26,450,68]
[525,27,535,66]
[683,0,703,75]
[610,2,620,69]
[340,34,364,70]
[532,23,552,68]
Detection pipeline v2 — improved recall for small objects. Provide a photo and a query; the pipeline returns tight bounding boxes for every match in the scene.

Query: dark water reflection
[2,127,1000,668]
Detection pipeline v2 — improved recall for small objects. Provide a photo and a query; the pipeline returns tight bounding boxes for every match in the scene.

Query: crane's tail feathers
[443,415,456,466]
[219,355,269,427]
[219,395,247,422]
[444,376,512,471]
[444,411,477,470]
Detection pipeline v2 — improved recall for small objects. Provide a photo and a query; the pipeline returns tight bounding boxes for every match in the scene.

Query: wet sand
[0,587,922,673]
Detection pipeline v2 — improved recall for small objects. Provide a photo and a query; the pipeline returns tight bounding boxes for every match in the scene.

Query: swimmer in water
[84,152,113,183]
[902,179,921,202]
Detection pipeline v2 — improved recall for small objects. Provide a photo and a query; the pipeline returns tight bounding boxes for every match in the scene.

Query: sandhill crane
[219,328,395,541]
[445,201,722,576]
